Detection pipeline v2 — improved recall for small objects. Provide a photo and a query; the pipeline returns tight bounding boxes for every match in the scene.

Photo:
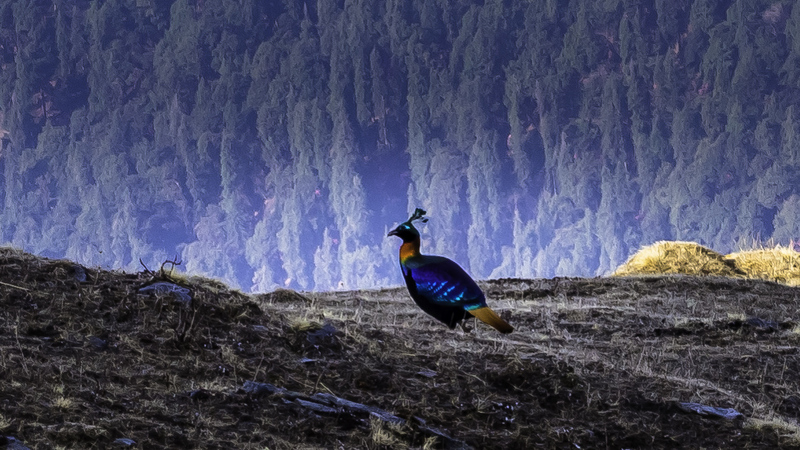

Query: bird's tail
[468,307,514,334]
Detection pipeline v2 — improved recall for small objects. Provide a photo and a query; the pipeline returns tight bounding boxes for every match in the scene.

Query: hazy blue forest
[1,0,799,291]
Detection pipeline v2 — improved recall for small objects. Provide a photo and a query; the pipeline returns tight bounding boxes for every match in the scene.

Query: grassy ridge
[0,247,799,448]
[614,241,800,286]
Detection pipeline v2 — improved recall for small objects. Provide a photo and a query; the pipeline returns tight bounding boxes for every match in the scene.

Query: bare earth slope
[1,248,799,449]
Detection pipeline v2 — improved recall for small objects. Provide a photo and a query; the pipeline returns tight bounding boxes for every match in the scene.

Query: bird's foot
[459,321,473,333]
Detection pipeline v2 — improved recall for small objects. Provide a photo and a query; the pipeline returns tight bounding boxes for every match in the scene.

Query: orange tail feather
[469,307,514,334]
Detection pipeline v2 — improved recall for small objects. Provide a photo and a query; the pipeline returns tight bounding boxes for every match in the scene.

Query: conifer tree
[773,195,800,244]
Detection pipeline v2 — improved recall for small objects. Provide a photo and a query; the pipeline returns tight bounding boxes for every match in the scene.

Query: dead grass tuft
[254,288,313,305]
[746,416,800,444]
[53,396,74,410]
[726,245,800,286]
[369,417,406,448]
[612,241,742,278]
[289,319,323,332]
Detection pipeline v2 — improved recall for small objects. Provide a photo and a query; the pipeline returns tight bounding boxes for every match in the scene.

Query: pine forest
[1,0,799,291]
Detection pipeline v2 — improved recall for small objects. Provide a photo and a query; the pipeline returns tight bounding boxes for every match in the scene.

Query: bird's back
[402,255,485,306]
[400,254,486,328]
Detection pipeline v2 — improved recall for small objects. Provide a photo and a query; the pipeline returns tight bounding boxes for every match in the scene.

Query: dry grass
[368,417,406,448]
[746,416,800,445]
[612,241,742,277]
[614,240,800,287]
[1,247,800,448]
[727,245,800,286]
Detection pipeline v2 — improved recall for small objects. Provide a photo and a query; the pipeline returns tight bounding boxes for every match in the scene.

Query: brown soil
[1,248,800,449]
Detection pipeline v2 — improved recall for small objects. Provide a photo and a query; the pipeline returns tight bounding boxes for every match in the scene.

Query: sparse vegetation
[746,417,800,445]
[1,247,800,448]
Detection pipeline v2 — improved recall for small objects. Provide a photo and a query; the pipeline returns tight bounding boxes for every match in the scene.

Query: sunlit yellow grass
[613,240,800,287]
[726,245,800,286]
[612,241,742,278]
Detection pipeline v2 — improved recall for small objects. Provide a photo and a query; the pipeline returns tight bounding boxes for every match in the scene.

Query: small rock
[1,436,32,450]
[112,437,136,446]
[677,402,743,420]
[71,265,87,283]
[745,317,779,330]
[138,282,192,305]
[312,392,404,424]
[89,336,108,349]
[295,398,338,414]
[306,323,337,346]
[188,389,211,401]
[242,380,284,395]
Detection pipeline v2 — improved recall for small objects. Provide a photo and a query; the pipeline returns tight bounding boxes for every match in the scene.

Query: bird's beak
[387,228,398,237]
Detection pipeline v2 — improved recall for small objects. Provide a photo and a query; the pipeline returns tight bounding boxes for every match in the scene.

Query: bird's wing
[405,256,486,308]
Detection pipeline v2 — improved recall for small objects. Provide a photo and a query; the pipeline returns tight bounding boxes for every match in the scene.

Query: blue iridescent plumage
[404,256,485,308]
[388,209,513,333]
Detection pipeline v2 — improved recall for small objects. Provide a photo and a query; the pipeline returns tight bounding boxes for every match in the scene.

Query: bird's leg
[459,320,473,333]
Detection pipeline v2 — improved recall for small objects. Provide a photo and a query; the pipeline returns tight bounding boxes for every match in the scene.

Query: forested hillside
[1,0,799,291]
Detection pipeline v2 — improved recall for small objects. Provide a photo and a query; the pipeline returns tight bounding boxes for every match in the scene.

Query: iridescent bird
[387,208,513,333]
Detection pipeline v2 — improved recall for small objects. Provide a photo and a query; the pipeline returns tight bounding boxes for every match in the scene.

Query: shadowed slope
[1,248,799,448]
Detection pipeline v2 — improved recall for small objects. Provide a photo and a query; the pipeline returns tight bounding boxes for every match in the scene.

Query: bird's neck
[399,238,421,263]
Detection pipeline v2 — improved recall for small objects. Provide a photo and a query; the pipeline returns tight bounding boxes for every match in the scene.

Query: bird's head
[387,208,427,242]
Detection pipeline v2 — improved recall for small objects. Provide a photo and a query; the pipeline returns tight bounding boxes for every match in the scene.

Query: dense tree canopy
[1,0,799,291]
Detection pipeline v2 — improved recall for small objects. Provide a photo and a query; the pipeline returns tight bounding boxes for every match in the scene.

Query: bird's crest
[407,208,428,225]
